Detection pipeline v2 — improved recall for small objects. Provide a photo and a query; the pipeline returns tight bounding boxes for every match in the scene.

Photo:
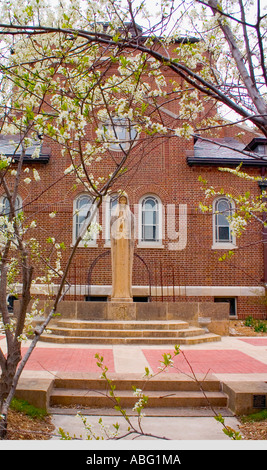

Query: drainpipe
[258,168,267,289]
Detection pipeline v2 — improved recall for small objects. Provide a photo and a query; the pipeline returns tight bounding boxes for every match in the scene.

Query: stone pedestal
[111,297,133,303]
[107,302,136,321]
[16,300,229,335]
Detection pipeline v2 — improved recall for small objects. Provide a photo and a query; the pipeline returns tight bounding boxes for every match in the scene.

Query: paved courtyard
[1,335,267,383]
[1,335,267,444]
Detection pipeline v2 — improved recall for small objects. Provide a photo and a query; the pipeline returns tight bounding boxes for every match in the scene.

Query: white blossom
[33,169,41,181]
[31,147,40,159]
[64,164,75,175]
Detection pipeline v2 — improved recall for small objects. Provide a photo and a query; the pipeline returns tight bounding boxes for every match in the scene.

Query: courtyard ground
[2,320,267,441]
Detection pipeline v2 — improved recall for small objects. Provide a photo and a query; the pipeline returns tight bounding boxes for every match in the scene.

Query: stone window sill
[137,243,164,249]
[212,243,237,250]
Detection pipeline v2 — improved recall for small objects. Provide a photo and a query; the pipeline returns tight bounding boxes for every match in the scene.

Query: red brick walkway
[0,338,264,374]
[142,349,267,375]
[238,338,267,346]
[21,348,115,372]
[16,346,267,374]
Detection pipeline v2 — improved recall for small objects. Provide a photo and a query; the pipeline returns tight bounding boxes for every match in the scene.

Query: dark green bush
[10,398,48,420]
[244,316,267,332]
[244,315,255,327]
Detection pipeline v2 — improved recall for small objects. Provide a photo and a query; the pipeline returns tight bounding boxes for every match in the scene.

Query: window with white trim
[101,118,138,151]
[139,195,163,246]
[104,193,119,243]
[73,194,97,245]
[0,195,23,243]
[213,197,236,248]
[214,297,237,317]
[0,195,22,217]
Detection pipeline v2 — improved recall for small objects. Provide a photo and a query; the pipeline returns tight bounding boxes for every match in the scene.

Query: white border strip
[27,284,265,297]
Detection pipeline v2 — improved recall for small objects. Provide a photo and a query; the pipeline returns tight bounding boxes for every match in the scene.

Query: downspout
[258,167,267,318]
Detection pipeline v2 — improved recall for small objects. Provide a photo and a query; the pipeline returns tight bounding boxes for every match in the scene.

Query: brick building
[2,124,267,322]
[1,38,267,323]
[67,129,267,320]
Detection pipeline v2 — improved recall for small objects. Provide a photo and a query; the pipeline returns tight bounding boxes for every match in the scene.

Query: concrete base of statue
[15,299,230,336]
[107,302,136,320]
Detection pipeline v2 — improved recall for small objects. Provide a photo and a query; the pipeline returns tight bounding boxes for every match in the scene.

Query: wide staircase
[40,319,220,345]
[49,373,231,416]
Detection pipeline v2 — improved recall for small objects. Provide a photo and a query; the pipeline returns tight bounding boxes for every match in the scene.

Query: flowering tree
[0,0,208,438]
[0,0,266,135]
[0,0,266,438]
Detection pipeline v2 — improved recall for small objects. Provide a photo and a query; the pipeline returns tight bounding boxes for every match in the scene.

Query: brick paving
[238,338,267,346]
[1,336,265,442]
[21,347,115,372]
[142,349,267,375]
[14,341,267,376]
[1,335,266,376]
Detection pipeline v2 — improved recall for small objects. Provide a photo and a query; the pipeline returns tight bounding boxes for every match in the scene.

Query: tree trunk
[0,346,22,439]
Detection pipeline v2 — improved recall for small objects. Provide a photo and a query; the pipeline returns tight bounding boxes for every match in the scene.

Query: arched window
[104,193,119,243]
[140,195,162,244]
[0,195,22,217]
[0,195,23,243]
[213,197,235,246]
[101,118,138,151]
[73,194,96,245]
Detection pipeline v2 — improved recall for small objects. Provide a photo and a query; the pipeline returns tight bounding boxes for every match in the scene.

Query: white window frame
[103,193,120,246]
[137,194,164,248]
[101,117,138,152]
[212,197,237,249]
[0,194,23,246]
[214,296,237,318]
[72,193,98,247]
[0,194,23,220]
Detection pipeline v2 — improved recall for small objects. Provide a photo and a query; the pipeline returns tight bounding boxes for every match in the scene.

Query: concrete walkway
[1,334,267,443]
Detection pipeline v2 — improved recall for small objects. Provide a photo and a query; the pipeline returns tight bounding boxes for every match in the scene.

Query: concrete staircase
[49,373,230,416]
[40,319,221,345]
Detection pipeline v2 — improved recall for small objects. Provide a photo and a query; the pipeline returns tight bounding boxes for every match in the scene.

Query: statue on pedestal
[110,194,134,302]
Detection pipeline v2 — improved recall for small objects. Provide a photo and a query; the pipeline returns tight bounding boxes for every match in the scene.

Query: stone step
[46,326,206,338]
[53,373,222,392]
[50,388,228,409]
[37,317,222,345]
[49,373,228,412]
[56,320,190,330]
[40,332,221,344]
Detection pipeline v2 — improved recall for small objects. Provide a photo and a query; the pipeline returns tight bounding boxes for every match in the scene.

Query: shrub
[254,321,267,333]
[244,315,255,327]
[10,398,48,420]
[244,316,267,333]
